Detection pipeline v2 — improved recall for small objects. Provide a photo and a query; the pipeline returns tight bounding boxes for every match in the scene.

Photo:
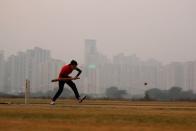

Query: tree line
[145,86,196,101]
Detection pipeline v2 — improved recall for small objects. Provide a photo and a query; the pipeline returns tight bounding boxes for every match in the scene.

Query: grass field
[0,98,196,131]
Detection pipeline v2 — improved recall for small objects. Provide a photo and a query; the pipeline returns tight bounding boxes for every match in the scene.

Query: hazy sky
[0,0,196,64]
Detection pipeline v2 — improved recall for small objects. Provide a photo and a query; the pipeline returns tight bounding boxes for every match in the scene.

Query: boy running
[50,60,86,105]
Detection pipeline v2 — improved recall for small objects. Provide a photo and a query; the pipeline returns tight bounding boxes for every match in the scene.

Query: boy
[50,60,86,105]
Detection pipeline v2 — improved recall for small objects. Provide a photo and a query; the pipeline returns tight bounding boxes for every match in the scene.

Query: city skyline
[1,41,196,96]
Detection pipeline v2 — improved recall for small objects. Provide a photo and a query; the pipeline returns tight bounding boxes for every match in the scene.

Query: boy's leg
[52,81,65,102]
[66,80,80,100]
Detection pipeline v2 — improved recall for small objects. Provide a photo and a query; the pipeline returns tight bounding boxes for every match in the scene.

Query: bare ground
[0,99,196,131]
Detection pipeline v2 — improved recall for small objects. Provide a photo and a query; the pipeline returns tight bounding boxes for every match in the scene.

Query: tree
[144,88,163,100]
[105,86,127,99]
[168,86,182,100]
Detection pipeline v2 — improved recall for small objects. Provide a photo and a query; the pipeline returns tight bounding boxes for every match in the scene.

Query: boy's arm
[75,67,82,78]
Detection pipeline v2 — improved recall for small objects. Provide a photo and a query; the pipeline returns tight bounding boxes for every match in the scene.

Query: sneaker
[50,101,55,105]
[78,96,87,103]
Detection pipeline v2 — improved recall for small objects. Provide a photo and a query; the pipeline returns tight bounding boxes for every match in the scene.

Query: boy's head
[70,60,78,69]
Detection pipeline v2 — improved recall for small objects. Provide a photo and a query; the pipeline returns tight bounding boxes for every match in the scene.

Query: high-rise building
[6,55,18,93]
[85,39,98,65]
[164,62,185,90]
[30,47,51,93]
[112,53,143,94]
[184,61,196,91]
[84,39,100,94]
[0,51,5,92]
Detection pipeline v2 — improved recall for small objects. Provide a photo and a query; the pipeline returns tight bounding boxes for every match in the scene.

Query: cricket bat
[51,77,80,82]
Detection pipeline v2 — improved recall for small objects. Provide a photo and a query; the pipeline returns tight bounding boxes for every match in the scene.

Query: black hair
[70,60,78,65]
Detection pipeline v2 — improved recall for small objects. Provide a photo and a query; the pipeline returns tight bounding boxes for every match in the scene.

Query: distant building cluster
[0,47,64,94]
[0,41,196,95]
[83,39,196,95]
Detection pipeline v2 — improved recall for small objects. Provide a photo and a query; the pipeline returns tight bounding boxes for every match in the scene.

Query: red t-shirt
[58,64,73,78]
